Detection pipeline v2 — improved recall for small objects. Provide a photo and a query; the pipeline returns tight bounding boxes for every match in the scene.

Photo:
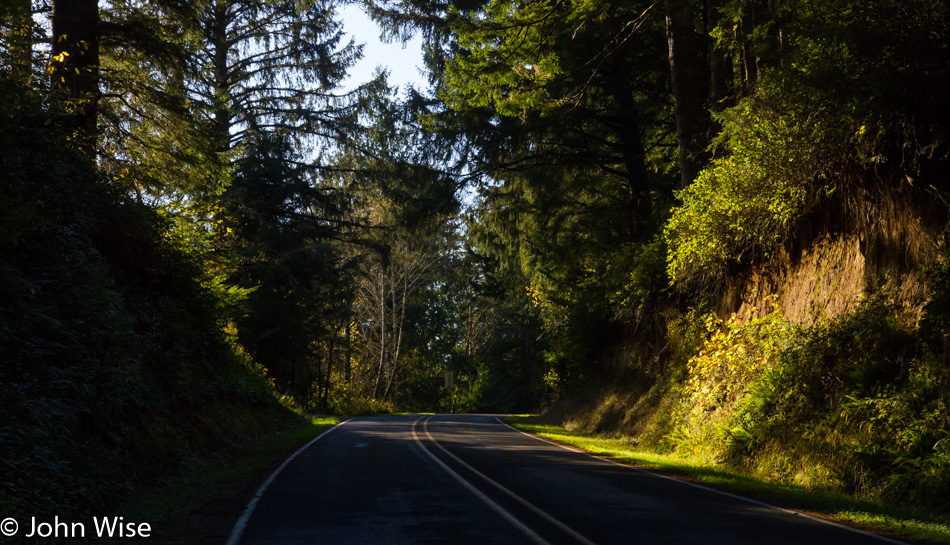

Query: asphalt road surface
[234,414,904,545]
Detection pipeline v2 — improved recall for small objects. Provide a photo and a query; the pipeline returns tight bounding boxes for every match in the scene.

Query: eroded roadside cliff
[722,182,944,326]
[551,177,950,507]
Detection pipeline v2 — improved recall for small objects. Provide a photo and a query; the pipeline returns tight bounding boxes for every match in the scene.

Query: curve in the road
[229,414,912,545]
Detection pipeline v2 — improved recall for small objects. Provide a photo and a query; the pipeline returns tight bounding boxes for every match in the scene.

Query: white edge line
[411,417,552,545]
[494,417,908,545]
[225,418,350,545]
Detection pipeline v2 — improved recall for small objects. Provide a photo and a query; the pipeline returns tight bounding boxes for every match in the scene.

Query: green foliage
[98,0,233,197]
[179,0,375,168]
[747,299,948,505]
[221,134,351,407]
[442,0,563,117]
[470,305,549,413]
[5,0,949,526]
[651,0,950,505]
[658,297,950,509]
[665,80,850,284]
[785,0,950,143]
[367,0,681,406]
[920,249,950,359]
[667,0,950,285]
[327,382,396,416]
[603,238,669,319]
[667,306,802,457]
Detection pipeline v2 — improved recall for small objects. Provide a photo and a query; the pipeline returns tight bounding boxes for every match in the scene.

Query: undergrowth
[672,295,950,509]
[558,290,950,516]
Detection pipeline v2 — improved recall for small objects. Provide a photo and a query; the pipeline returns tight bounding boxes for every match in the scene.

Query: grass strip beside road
[504,416,950,545]
[117,414,342,545]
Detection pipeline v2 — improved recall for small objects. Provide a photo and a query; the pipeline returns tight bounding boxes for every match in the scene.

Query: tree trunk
[323,325,337,411]
[211,0,231,152]
[51,0,99,139]
[665,0,709,186]
[344,318,352,384]
[613,88,655,239]
[383,270,408,404]
[372,269,387,398]
[705,0,733,111]
[739,1,759,90]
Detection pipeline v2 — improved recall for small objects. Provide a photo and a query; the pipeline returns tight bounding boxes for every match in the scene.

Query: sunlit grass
[842,512,950,543]
[506,417,950,544]
[309,416,345,427]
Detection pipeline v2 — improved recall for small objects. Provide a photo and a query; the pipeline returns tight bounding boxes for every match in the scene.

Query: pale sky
[339,4,427,94]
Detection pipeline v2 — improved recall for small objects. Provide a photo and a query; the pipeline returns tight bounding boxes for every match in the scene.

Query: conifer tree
[191,0,373,155]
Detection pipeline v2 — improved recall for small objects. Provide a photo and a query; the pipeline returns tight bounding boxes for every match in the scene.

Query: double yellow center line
[411,415,600,545]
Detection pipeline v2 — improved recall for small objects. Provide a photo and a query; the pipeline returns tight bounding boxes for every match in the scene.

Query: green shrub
[327,382,396,416]
[665,80,851,285]
[667,306,803,458]
[658,294,950,509]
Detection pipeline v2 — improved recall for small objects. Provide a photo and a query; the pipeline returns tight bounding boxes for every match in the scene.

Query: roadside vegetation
[668,297,950,508]
[526,293,950,534]
[506,417,950,544]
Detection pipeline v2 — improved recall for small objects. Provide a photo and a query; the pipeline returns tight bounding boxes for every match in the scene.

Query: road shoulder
[502,416,950,545]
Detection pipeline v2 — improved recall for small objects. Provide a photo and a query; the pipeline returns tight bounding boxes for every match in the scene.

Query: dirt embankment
[719,182,944,325]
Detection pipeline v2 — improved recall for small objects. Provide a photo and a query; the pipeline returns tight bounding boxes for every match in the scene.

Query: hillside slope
[0,98,299,524]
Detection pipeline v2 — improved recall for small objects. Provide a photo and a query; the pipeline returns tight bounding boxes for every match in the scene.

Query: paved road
[236,414,904,545]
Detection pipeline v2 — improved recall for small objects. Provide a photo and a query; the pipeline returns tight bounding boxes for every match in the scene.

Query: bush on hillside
[0,85,280,522]
[666,297,950,508]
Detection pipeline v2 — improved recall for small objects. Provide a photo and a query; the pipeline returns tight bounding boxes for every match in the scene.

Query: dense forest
[2,0,950,527]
